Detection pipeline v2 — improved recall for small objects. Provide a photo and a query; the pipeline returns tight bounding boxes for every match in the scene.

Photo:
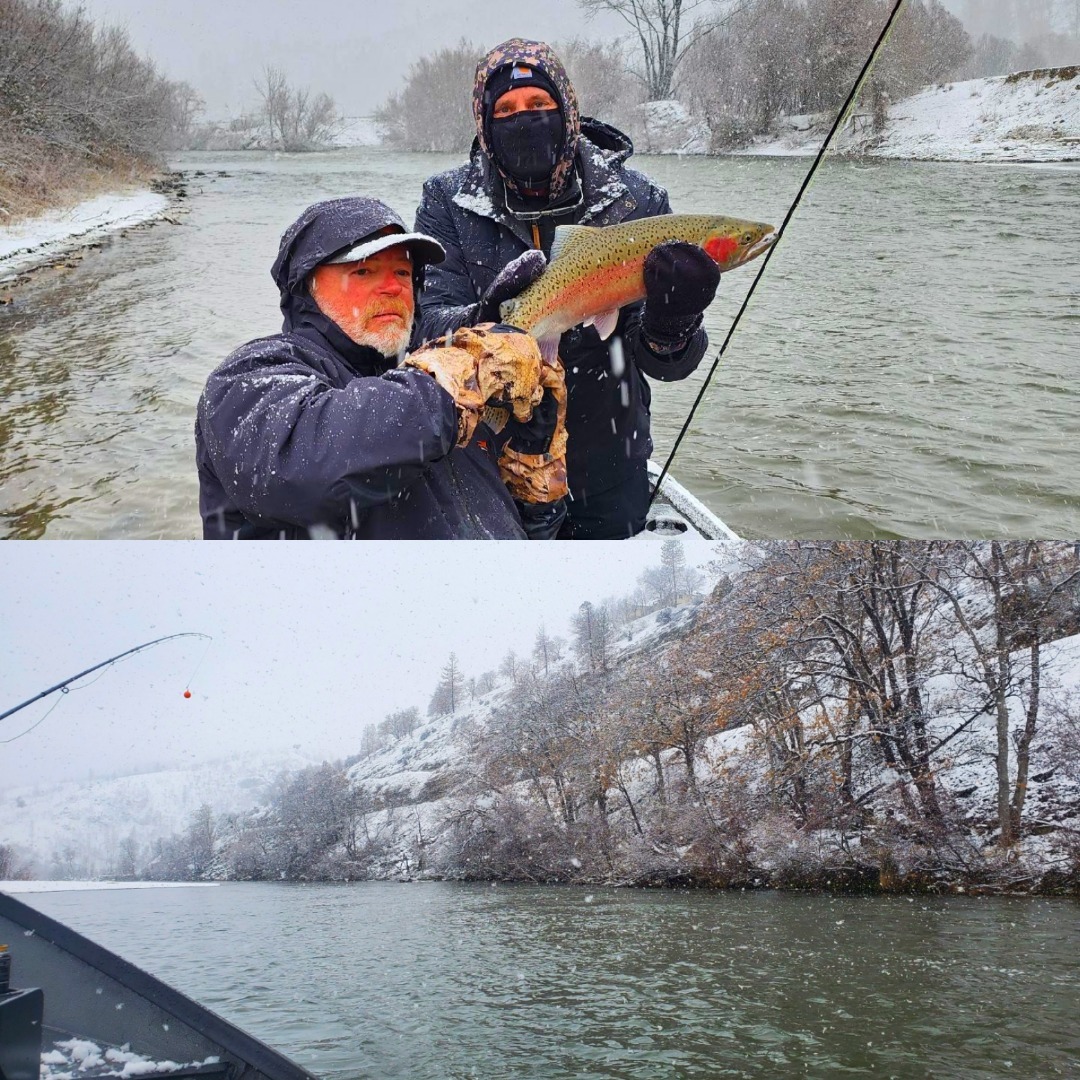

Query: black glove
[476,249,548,323]
[502,386,559,454]
[641,240,721,351]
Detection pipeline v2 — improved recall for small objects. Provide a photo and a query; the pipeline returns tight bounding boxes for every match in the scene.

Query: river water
[23,882,1080,1078]
[0,150,1077,539]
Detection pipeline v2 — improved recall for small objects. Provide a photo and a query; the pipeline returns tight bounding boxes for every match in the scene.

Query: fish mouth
[746,229,778,262]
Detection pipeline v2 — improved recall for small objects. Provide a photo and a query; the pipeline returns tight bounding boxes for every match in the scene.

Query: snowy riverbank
[739,68,1080,162]
[0,188,172,284]
[0,880,218,892]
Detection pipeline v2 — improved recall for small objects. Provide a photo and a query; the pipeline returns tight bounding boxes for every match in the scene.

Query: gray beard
[353,313,414,360]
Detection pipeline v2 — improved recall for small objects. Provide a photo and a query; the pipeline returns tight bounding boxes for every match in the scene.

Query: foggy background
[81,0,627,117]
[79,0,1016,120]
[0,539,722,785]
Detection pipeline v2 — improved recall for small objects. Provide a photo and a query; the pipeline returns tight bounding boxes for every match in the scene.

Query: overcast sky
[78,0,982,120]
[81,0,627,117]
[0,538,728,785]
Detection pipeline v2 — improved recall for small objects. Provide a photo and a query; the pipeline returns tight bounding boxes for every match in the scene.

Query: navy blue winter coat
[195,200,527,540]
[415,119,708,501]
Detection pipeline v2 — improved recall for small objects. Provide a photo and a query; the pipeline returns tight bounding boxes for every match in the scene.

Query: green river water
[24,881,1080,1078]
[0,151,1077,538]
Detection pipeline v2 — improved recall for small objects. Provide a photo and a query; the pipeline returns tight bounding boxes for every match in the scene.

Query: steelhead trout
[499,213,777,362]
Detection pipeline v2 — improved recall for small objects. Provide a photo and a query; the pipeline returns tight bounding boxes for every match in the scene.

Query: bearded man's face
[309,247,415,358]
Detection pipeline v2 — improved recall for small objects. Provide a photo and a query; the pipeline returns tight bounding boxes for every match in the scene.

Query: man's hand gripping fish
[499,213,777,364]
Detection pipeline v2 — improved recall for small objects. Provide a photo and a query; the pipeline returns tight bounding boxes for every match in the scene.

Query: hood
[270,197,440,370]
[579,117,634,166]
[472,39,581,201]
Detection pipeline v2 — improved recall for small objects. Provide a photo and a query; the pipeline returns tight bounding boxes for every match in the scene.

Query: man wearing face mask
[195,196,566,539]
[415,39,720,540]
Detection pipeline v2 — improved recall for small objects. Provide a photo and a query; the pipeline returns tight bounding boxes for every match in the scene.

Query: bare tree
[556,37,644,129]
[186,803,218,878]
[573,601,615,673]
[385,705,421,738]
[578,0,734,100]
[114,833,140,879]
[500,649,520,684]
[929,541,1080,846]
[534,624,564,675]
[660,538,688,602]
[254,65,290,145]
[0,842,33,880]
[254,65,340,150]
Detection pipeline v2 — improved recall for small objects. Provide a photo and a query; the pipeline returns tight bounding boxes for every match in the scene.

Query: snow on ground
[0,747,325,873]
[853,69,1080,162]
[0,880,219,893]
[633,100,710,155]
[734,69,1080,162]
[0,189,170,282]
[332,116,382,148]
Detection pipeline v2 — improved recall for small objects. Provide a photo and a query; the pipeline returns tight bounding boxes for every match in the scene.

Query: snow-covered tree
[428,653,465,716]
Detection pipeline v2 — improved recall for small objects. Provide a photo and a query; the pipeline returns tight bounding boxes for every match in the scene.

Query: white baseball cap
[326,228,445,267]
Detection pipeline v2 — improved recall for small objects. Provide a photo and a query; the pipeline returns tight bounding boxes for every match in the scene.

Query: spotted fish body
[499,213,777,361]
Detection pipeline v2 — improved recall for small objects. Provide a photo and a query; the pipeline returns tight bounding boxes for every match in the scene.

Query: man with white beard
[195,197,566,539]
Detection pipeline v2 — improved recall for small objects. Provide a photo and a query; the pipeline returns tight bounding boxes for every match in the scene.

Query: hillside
[740,68,1080,162]
[8,544,1079,895]
[0,747,326,876]
[331,625,1080,890]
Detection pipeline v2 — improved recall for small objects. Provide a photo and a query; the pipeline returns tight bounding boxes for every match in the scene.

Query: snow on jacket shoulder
[194,328,527,540]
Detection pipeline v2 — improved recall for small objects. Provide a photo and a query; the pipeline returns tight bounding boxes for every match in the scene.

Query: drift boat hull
[644,460,740,541]
[0,890,317,1080]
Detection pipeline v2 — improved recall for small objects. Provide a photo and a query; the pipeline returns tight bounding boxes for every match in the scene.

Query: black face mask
[490,110,564,189]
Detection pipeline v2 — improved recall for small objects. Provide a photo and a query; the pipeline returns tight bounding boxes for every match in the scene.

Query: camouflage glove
[402,324,544,447]
[497,355,569,505]
[400,340,487,447]
[451,323,544,424]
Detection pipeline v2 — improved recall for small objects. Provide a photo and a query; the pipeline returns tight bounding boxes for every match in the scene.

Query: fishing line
[649,0,909,510]
[0,693,67,745]
[183,634,214,698]
[0,632,213,728]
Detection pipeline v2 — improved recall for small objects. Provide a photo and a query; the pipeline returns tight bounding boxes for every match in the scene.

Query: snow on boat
[0,890,316,1080]
[644,459,739,541]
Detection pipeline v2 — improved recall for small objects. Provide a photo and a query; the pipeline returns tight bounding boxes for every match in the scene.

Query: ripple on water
[2,153,1079,537]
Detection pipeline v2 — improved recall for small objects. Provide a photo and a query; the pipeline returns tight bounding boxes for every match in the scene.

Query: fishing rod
[0,632,212,725]
[649,0,909,510]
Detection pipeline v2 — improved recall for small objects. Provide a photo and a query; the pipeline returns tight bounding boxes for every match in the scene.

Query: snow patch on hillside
[633,100,710,155]
[332,116,382,148]
[737,69,1080,162]
[0,748,325,872]
[852,69,1080,162]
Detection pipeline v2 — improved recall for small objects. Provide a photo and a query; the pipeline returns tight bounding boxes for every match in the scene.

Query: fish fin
[537,336,560,366]
[549,224,598,264]
[583,308,620,341]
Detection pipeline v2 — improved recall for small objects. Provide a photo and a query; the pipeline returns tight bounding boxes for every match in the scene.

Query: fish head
[699,218,777,272]
[498,295,522,326]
